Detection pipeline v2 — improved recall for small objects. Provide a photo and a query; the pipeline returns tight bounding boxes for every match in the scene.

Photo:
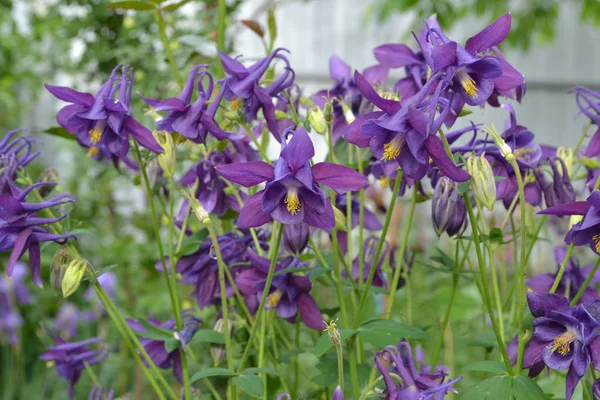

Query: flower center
[88,120,106,144]
[382,134,405,161]
[267,289,283,308]
[551,330,577,356]
[230,97,244,111]
[456,69,477,97]
[284,187,301,215]
[87,146,99,157]
[593,234,600,253]
[379,176,390,188]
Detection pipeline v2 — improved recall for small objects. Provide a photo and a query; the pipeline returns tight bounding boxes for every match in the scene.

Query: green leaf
[315,329,358,356]
[460,375,546,400]
[510,376,547,400]
[136,320,175,341]
[176,229,209,257]
[162,0,191,12]
[463,360,507,374]
[107,1,155,10]
[232,374,264,398]
[43,127,75,141]
[357,320,424,348]
[267,7,277,48]
[190,329,226,344]
[242,367,278,376]
[164,338,179,353]
[189,368,237,384]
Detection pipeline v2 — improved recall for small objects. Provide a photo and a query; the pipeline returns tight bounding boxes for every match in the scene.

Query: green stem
[572,258,600,305]
[335,342,344,390]
[386,184,418,315]
[574,121,593,156]
[463,194,514,374]
[237,223,284,372]
[240,120,270,162]
[356,148,366,286]
[154,10,183,87]
[353,170,403,329]
[216,0,227,51]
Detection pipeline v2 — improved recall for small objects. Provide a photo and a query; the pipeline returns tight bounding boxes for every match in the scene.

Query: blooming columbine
[510,292,600,400]
[141,65,230,144]
[571,87,600,157]
[46,65,162,167]
[219,48,295,141]
[375,340,461,399]
[216,126,368,229]
[540,191,600,254]
[236,250,326,330]
[40,337,107,398]
[527,247,599,304]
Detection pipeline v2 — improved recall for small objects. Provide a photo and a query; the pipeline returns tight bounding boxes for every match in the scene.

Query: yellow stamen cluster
[88,120,106,144]
[87,147,99,157]
[593,234,600,254]
[267,289,283,308]
[551,330,577,356]
[457,69,478,97]
[323,319,341,345]
[230,97,244,111]
[382,142,401,161]
[285,187,301,215]
[379,176,390,188]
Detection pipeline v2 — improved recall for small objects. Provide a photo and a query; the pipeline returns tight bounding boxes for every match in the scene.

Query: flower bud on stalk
[211,315,233,363]
[324,99,334,126]
[307,106,327,135]
[152,130,176,178]
[485,124,513,161]
[283,223,310,255]
[432,177,467,237]
[333,386,345,400]
[181,189,210,224]
[61,258,89,298]
[37,168,59,197]
[556,147,574,178]
[467,154,496,211]
[51,249,73,295]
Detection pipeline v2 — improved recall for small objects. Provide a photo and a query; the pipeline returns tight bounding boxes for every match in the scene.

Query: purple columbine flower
[40,337,108,398]
[219,48,295,141]
[342,236,390,288]
[540,191,600,254]
[216,126,369,230]
[0,262,32,346]
[509,292,600,400]
[46,65,162,167]
[1,165,76,286]
[375,340,462,399]
[527,247,600,304]
[571,87,600,157]
[535,157,576,208]
[432,177,467,237]
[235,250,326,330]
[127,314,200,383]
[167,232,254,309]
[0,130,40,170]
[343,70,470,183]
[333,386,344,400]
[53,303,81,341]
[141,65,230,144]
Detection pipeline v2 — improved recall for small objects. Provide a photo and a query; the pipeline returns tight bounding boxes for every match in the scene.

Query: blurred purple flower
[53,303,81,341]
[40,337,107,398]
[217,127,368,230]
[88,387,114,400]
[535,157,576,208]
[0,263,31,346]
[571,87,600,157]
[46,65,161,167]
[236,251,326,330]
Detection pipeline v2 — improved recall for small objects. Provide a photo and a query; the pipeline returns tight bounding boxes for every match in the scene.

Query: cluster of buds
[50,249,90,298]
[152,130,176,178]
[467,154,496,211]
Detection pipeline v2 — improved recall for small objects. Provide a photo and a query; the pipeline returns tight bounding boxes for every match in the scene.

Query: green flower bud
[50,249,73,295]
[181,189,210,224]
[557,146,574,178]
[274,110,290,120]
[484,124,513,161]
[324,99,334,125]
[467,154,496,211]
[152,130,176,178]
[61,258,88,298]
[307,106,327,135]
[333,206,347,231]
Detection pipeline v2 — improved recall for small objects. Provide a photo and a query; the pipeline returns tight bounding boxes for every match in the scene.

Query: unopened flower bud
[61,258,88,298]
[181,189,210,224]
[223,110,240,121]
[556,147,574,178]
[323,319,341,345]
[338,100,355,125]
[283,223,310,254]
[333,206,347,231]
[211,316,233,363]
[485,124,513,161]
[152,130,176,177]
[274,110,290,120]
[37,168,59,197]
[333,386,344,400]
[466,154,496,211]
[324,99,334,125]
[51,249,73,295]
[432,177,467,237]
[307,106,327,135]
[174,317,201,350]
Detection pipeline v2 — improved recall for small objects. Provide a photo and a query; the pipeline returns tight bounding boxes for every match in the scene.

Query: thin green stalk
[550,244,575,294]
[335,341,344,390]
[574,121,593,156]
[463,194,514,374]
[571,258,600,305]
[293,320,300,398]
[216,0,227,51]
[240,120,269,162]
[386,184,418,315]
[356,147,366,285]
[524,215,548,265]
[353,170,403,329]
[206,222,234,370]
[154,10,183,87]
[237,223,284,372]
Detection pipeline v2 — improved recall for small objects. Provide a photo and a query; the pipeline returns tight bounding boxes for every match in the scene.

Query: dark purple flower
[0,130,39,170]
[431,177,467,237]
[46,65,162,167]
[540,191,600,254]
[219,48,295,141]
[527,247,600,305]
[535,157,576,208]
[167,232,254,309]
[53,303,81,341]
[141,65,229,144]
[235,251,326,330]
[0,263,31,346]
[40,337,108,398]
[571,87,600,157]
[342,236,389,288]
[127,314,200,383]
[511,292,600,400]
[216,126,368,230]
[282,223,310,255]
[0,168,76,286]
[89,387,114,400]
[375,340,461,399]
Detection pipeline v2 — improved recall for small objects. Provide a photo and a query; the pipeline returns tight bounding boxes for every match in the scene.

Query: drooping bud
[181,188,210,224]
[333,386,345,400]
[484,124,513,161]
[211,315,233,363]
[324,99,334,126]
[174,317,201,351]
[37,168,59,197]
[61,258,89,298]
[431,177,467,237]
[152,130,176,177]
[535,157,576,208]
[466,154,496,211]
[556,147,574,178]
[282,223,310,254]
[275,110,291,120]
[333,206,347,231]
[307,106,327,135]
[51,249,74,295]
